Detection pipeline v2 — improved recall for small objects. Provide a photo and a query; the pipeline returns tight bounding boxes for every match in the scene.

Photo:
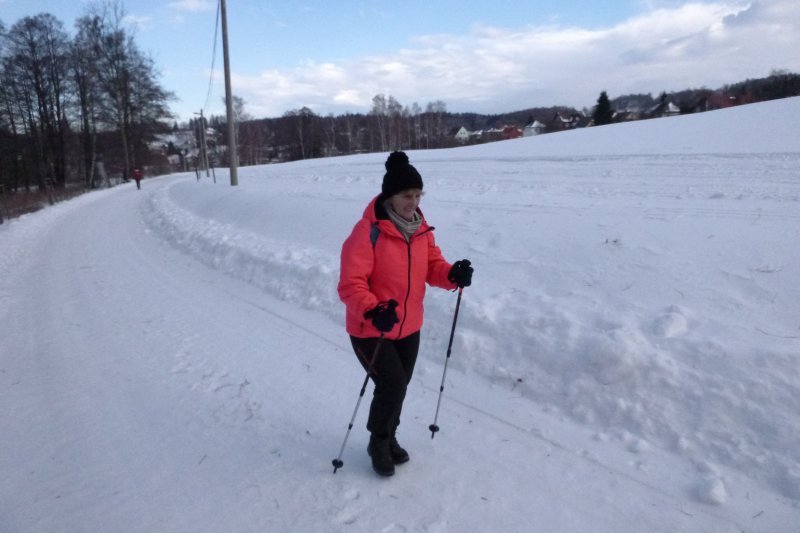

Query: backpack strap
[370,222,380,249]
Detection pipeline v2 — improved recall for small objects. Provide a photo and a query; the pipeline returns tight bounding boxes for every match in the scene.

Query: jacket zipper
[396,226,434,338]
[396,241,412,338]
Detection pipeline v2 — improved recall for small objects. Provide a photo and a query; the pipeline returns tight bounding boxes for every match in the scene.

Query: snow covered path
[1,184,292,530]
[0,177,791,533]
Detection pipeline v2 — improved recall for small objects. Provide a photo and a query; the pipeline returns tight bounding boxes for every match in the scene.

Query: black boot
[390,435,409,464]
[367,434,395,476]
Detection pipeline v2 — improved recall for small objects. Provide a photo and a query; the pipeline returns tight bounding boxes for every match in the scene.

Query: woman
[132,168,142,190]
[338,151,473,476]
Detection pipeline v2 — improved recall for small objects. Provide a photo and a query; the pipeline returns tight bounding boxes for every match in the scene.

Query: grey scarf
[383,199,422,242]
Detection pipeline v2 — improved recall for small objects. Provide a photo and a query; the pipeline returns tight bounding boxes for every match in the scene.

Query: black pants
[350,331,420,437]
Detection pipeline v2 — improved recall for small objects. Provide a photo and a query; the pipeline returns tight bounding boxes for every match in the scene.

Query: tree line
[207,70,800,167]
[198,96,453,166]
[201,98,597,166]
[0,2,173,194]
[590,69,800,126]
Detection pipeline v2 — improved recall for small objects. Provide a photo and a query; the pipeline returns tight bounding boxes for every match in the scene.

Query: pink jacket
[338,196,456,339]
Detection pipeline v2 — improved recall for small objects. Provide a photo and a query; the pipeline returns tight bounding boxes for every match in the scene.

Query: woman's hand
[364,300,399,332]
[448,260,473,288]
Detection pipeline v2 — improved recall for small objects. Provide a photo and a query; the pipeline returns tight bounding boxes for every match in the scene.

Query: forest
[0,5,172,196]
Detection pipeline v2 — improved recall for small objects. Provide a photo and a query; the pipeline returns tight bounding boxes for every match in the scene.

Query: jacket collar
[362,195,430,237]
[364,194,425,223]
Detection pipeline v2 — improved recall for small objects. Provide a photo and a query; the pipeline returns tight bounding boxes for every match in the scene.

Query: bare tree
[370,94,389,152]
[339,113,355,154]
[2,14,71,189]
[423,100,447,148]
[322,113,337,157]
[0,21,26,191]
[283,106,318,160]
[81,1,173,178]
[72,15,104,187]
[410,102,422,149]
[386,95,403,150]
[229,95,259,165]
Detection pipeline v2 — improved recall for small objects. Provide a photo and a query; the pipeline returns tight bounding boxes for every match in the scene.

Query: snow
[2,97,799,532]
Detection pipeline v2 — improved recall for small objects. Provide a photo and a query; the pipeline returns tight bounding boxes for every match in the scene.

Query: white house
[523,120,547,137]
[454,126,471,143]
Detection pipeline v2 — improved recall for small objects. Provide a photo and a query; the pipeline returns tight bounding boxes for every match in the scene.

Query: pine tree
[592,91,614,126]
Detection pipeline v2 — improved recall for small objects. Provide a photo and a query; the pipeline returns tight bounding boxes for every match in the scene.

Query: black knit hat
[382,151,423,198]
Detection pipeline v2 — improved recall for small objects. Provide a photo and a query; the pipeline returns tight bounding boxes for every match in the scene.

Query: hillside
[1,97,798,532]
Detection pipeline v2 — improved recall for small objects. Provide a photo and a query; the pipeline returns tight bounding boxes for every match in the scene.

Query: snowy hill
[1,97,799,532]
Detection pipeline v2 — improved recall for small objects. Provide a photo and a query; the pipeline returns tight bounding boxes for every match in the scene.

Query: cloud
[333,89,364,107]
[168,0,216,13]
[232,0,800,117]
[123,14,153,31]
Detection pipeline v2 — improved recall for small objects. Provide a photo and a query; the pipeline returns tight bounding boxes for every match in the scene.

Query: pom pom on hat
[382,151,423,198]
[385,150,410,171]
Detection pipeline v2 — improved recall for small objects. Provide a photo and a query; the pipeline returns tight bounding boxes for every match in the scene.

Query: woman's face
[389,188,423,221]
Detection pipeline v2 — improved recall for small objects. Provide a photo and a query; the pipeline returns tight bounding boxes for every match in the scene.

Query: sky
[2,0,799,122]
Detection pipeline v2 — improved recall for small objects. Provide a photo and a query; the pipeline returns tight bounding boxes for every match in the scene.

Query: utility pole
[220,0,238,186]
[200,109,209,175]
[194,110,209,176]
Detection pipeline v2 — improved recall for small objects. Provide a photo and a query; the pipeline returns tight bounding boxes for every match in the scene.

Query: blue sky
[2,0,799,122]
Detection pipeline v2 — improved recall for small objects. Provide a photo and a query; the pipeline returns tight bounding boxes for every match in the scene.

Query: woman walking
[338,151,473,476]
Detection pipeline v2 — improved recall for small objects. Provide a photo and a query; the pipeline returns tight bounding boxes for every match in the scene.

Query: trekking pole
[429,287,464,439]
[332,334,385,473]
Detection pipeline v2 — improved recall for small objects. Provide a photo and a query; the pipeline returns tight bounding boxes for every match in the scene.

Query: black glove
[364,300,399,333]
[448,259,473,288]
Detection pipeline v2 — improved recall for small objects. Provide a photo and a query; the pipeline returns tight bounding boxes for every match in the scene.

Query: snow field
[141,98,800,507]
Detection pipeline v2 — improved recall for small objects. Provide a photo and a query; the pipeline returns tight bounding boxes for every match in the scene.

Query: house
[613,110,642,122]
[646,100,681,119]
[523,120,547,137]
[454,126,471,144]
[152,129,197,155]
[204,127,221,150]
[503,125,523,139]
[454,125,522,144]
[694,92,754,112]
[551,112,583,131]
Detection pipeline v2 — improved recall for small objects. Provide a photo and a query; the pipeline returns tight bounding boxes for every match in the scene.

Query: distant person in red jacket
[132,168,142,189]
[338,151,473,476]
